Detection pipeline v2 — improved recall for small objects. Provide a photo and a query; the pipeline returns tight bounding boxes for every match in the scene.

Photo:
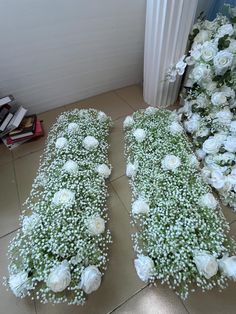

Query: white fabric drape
[143,0,198,108]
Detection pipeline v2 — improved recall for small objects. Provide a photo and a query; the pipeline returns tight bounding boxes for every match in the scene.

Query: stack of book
[0,95,43,149]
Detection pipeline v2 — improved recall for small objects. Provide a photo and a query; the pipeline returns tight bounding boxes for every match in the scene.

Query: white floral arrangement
[167,7,236,211]
[124,107,236,299]
[4,109,112,305]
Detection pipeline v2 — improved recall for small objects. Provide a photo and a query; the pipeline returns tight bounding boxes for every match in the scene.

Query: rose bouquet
[4,109,112,305]
[167,7,236,211]
[124,107,236,299]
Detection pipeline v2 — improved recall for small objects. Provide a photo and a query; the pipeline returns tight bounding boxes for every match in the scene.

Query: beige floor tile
[109,118,126,181]
[35,184,144,314]
[230,219,236,236]
[14,150,42,205]
[0,162,20,237]
[65,91,133,121]
[221,203,236,224]
[113,285,188,314]
[111,176,131,214]
[115,85,148,111]
[12,106,66,159]
[183,281,236,314]
[0,143,13,166]
[0,232,36,314]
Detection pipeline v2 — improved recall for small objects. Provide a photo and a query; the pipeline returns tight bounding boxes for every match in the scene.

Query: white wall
[0,0,146,113]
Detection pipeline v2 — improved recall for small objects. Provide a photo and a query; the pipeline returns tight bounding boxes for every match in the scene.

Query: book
[6,120,43,145]
[0,95,14,107]
[2,137,29,150]
[0,113,13,131]
[0,104,10,124]
[9,114,36,140]
[0,106,27,137]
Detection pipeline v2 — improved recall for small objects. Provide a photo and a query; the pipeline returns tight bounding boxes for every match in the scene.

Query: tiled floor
[0,84,236,314]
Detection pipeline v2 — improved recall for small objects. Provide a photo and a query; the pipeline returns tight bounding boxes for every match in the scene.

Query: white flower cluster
[168,10,236,211]
[5,109,112,305]
[124,108,236,299]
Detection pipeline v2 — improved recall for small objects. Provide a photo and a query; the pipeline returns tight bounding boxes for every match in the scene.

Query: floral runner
[124,107,236,299]
[5,109,112,305]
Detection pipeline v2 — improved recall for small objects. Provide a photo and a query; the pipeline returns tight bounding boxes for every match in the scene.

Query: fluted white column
[143,0,198,108]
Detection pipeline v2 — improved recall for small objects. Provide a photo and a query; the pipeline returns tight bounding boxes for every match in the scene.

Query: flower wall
[167,8,236,211]
[5,109,112,305]
[124,107,236,299]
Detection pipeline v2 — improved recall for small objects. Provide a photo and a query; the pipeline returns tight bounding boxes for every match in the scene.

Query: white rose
[133,128,146,142]
[215,109,233,125]
[202,137,221,155]
[145,106,158,115]
[226,173,236,185]
[95,164,111,179]
[191,64,211,82]
[55,137,68,149]
[169,121,183,134]
[185,55,195,65]
[47,261,71,292]
[126,162,138,178]
[132,198,149,215]
[67,122,79,133]
[230,121,236,133]
[201,42,218,62]
[228,39,236,53]
[195,149,206,160]
[190,46,202,61]
[224,136,236,153]
[218,255,236,280]
[134,255,154,282]
[221,86,235,99]
[213,51,233,75]
[161,155,181,171]
[22,213,40,234]
[83,136,99,150]
[201,166,211,181]
[193,251,218,279]
[214,132,227,144]
[183,114,200,133]
[63,160,78,175]
[195,94,207,108]
[97,111,107,123]
[123,116,134,129]
[9,271,32,297]
[199,192,218,210]
[193,30,210,45]
[217,24,234,38]
[195,127,210,138]
[52,189,75,207]
[203,80,218,93]
[87,216,105,236]
[209,170,225,189]
[211,92,227,106]
[188,154,199,168]
[79,266,101,294]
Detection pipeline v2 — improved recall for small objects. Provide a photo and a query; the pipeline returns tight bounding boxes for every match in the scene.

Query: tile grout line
[180,298,191,314]
[12,158,21,213]
[110,173,126,183]
[108,285,147,314]
[0,227,20,240]
[113,90,138,112]
[110,180,131,216]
